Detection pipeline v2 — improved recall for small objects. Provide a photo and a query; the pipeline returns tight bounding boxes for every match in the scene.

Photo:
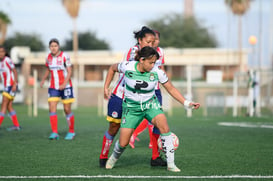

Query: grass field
[0,105,272,181]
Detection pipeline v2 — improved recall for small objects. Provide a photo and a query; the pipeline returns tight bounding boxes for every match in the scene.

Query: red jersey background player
[0,45,21,131]
[40,38,76,140]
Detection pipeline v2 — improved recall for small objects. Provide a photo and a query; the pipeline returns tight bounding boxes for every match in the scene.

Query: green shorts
[121,96,164,129]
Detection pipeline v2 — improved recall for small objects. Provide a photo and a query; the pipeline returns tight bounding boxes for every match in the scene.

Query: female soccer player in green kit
[104,46,200,172]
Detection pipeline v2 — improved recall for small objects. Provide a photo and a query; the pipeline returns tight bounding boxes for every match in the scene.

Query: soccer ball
[158,132,179,150]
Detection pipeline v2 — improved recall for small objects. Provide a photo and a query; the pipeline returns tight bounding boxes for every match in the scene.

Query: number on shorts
[64,89,71,97]
[10,91,15,97]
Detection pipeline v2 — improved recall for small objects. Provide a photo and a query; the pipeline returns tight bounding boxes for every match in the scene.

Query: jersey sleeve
[45,57,49,67]
[63,53,72,67]
[123,46,139,61]
[5,57,15,69]
[157,68,168,84]
[117,61,129,74]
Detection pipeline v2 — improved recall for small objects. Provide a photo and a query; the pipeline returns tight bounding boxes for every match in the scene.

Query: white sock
[113,141,126,159]
[161,132,175,166]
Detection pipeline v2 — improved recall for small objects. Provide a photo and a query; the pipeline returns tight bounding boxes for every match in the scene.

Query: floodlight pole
[256,0,263,117]
[186,65,192,117]
[33,69,38,117]
[73,18,79,109]
[248,36,257,117]
[233,73,238,117]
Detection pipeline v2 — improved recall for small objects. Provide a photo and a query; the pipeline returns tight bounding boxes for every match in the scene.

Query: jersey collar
[135,62,148,75]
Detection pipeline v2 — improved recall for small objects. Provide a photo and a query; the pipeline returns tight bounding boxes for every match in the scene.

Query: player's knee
[156,121,170,134]
[63,108,71,115]
[158,127,170,134]
[108,123,120,136]
[119,140,129,148]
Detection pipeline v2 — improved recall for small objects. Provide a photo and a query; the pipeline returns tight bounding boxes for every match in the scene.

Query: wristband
[184,100,192,109]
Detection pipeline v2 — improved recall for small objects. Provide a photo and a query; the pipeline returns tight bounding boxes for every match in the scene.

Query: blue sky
[0,0,272,66]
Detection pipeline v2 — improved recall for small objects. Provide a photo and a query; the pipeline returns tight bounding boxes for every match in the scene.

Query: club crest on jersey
[122,117,126,124]
[149,73,155,81]
[47,56,53,65]
[112,111,118,118]
[57,57,62,65]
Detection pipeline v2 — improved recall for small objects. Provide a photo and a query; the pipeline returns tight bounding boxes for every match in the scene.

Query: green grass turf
[0,105,272,180]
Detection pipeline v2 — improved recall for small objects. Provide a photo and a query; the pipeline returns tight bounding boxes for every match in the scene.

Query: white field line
[0,175,273,179]
[218,122,273,129]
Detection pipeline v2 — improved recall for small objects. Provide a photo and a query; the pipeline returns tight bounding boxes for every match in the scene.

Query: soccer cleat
[64,132,76,140]
[167,164,181,172]
[48,132,59,140]
[99,158,107,168]
[105,155,118,169]
[6,126,21,131]
[151,157,167,167]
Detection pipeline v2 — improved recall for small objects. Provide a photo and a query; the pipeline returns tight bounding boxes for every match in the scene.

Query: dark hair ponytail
[135,46,159,61]
[133,26,155,43]
[0,45,10,57]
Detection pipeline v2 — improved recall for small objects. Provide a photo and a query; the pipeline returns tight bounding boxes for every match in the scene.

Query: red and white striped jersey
[111,45,165,98]
[155,47,165,68]
[154,47,165,90]
[45,51,72,89]
[110,45,139,99]
[125,45,165,69]
[0,56,16,87]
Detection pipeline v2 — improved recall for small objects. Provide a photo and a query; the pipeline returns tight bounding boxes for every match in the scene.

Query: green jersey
[118,61,168,103]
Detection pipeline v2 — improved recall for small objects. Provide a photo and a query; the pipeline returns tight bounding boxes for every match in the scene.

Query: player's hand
[11,84,17,92]
[59,83,66,90]
[40,81,44,88]
[190,102,200,109]
[104,88,110,100]
[184,100,200,110]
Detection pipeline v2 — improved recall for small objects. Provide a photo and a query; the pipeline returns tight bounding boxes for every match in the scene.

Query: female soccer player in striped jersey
[0,46,21,131]
[40,38,76,140]
[104,46,200,172]
[99,26,156,167]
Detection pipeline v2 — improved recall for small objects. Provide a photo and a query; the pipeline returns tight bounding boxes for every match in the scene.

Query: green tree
[63,31,110,50]
[147,13,217,48]
[3,32,45,52]
[0,11,11,45]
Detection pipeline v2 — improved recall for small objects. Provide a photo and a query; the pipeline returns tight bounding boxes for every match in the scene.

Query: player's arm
[104,63,119,99]
[60,66,72,90]
[40,67,50,88]
[11,68,18,92]
[162,81,200,109]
